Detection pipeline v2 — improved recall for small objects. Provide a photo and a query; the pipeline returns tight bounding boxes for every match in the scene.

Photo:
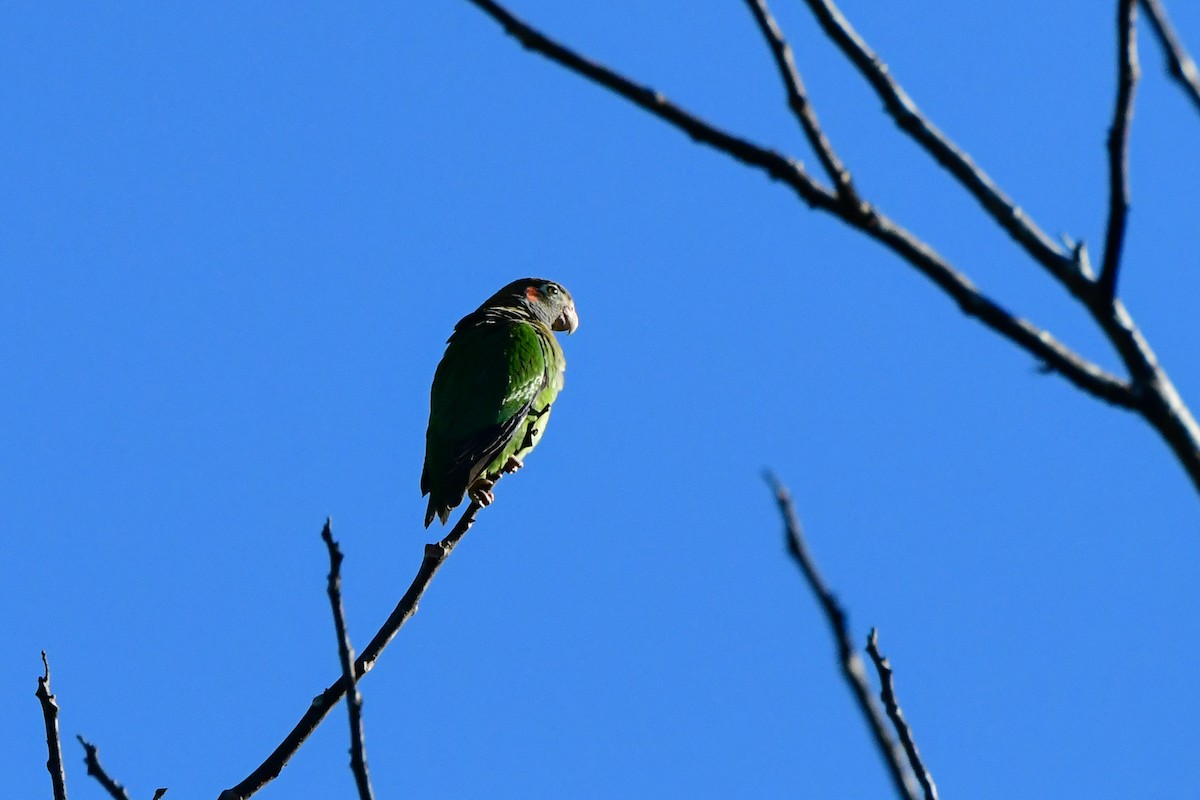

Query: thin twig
[1140,0,1200,113]
[460,0,1136,413]
[764,474,920,800]
[1100,0,1140,300]
[77,736,132,800]
[36,652,68,800]
[219,499,483,799]
[743,0,858,202]
[796,0,1088,294]
[320,519,376,800]
[867,630,938,800]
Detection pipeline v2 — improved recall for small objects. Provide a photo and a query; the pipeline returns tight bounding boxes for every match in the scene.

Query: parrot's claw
[501,456,524,475]
[468,477,496,507]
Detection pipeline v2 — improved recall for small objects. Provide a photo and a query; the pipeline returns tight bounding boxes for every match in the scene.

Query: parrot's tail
[424,497,452,528]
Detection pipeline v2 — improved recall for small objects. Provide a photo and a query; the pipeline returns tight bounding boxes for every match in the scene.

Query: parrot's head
[492,277,579,335]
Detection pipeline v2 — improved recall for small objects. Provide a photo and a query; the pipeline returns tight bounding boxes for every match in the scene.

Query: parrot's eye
[543,284,559,296]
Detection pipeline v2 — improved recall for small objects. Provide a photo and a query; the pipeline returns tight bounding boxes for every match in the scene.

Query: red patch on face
[525,285,541,302]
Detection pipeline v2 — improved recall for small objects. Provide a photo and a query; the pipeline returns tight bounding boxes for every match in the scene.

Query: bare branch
[462,0,834,207]
[790,0,1200,492]
[742,0,858,201]
[460,0,1135,411]
[219,500,484,799]
[764,474,920,800]
[780,0,1199,483]
[1100,0,1141,300]
[867,630,938,800]
[828,198,1136,409]
[460,1,1200,495]
[1140,0,1200,113]
[320,519,376,800]
[77,736,132,800]
[36,652,68,800]
[796,0,1088,293]
[152,791,168,800]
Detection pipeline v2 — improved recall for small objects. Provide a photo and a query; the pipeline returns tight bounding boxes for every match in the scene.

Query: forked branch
[743,0,857,202]
[797,0,1086,291]
[766,474,923,800]
[460,0,1200,496]
[462,0,1135,412]
[218,500,483,799]
[466,0,831,199]
[321,520,376,800]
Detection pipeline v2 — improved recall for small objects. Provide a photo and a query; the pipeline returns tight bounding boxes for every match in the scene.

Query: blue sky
[5,1,1200,797]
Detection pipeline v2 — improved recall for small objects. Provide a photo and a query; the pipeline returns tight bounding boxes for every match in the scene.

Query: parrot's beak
[553,304,579,335]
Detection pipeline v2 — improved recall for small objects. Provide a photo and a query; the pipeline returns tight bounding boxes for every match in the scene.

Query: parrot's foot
[501,456,524,475]
[468,477,496,507]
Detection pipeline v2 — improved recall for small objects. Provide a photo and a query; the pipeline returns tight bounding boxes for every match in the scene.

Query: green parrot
[421,278,578,527]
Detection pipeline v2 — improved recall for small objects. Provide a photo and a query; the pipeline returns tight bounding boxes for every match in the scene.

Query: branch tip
[77,735,134,800]
[321,519,376,800]
[36,651,68,800]
[866,631,939,800]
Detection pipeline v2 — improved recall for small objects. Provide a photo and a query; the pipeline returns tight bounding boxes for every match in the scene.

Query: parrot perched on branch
[421,278,578,527]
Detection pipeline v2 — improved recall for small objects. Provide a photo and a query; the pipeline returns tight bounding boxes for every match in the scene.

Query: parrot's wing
[445,395,535,479]
[422,321,549,521]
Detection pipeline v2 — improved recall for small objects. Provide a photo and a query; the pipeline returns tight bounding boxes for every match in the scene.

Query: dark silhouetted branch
[320,519,376,800]
[830,200,1136,410]
[77,736,132,800]
[1100,0,1140,300]
[152,790,168,800]
[219,500,483,799]
[36,652,68,800]
[460,0,1200,497]
[461,0,1136,414]
[765,474,920,800]
[867,630,938,800]
[796,0,1087,292]
[743,0,857,202]
[463,0,830,206]
[1140,0,1200,113]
